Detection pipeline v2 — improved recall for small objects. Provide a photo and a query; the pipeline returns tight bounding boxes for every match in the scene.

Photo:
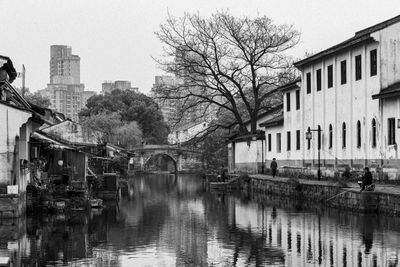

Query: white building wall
[233,139,265,173]
[263,22,400,177]
[0,104,32,191]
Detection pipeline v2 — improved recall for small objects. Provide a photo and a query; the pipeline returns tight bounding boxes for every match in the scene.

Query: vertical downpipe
[6,110,9,182]
[334,55,338,170]
[364,43,369,167]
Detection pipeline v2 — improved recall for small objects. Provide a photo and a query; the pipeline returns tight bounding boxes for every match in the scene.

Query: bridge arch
[143,153,178,173]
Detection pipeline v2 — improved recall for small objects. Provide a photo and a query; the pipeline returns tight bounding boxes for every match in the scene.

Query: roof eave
[294,36,375,68]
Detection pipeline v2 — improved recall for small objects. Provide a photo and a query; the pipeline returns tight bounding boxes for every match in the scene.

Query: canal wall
[248,175,400,216]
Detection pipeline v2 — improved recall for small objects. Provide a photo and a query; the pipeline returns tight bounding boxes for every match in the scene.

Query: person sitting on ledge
[360,167,373,191]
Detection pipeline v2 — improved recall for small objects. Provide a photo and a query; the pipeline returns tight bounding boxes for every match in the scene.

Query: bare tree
[155,11,300,135]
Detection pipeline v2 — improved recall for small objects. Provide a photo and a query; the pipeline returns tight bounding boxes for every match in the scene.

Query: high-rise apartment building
[101,80,137,94]
[39,45,95,121]
[150,76,178,126]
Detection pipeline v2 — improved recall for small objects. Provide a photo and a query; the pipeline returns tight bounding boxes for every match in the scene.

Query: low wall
[248,176,400,216]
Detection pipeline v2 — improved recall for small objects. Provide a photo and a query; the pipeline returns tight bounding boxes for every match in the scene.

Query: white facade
[168,121,209,144]
[261,15,400,178]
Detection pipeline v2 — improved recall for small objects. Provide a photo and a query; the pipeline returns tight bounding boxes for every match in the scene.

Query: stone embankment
[248,174,400,216]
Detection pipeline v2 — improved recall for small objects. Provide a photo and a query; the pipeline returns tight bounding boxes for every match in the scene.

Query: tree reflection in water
[1,174,400,266]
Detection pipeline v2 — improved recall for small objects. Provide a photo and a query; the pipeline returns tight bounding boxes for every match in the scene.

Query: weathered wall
[0,104,32,188]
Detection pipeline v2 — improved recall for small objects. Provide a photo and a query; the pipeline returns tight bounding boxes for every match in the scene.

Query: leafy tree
[155,11,300,135]
[79,89,169,144]
[80,111,142,149]
[17,88,51,108]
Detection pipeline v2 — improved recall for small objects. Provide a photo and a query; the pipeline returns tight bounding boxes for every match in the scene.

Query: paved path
[249,174,400,196]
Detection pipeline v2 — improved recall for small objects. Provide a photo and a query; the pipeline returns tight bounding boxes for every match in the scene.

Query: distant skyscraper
[150,76,178,126]
[101,80,137,94]
[39,45,94,121]
[49,45,80,84]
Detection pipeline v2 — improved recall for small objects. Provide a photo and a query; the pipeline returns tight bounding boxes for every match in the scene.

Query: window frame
[268,133,272,152]
[388,118,396,145]
[316,69,322,91]
[372,119,377,148]
[355,55,362,81]
[286,92,291,112]
[370,49,377,77]
[340,60,347,85]
[329,124,333,149]
[287,131,291,151]
[306,72,311,94]
[295,90,300,110]
[342,122,346,148]
[327,65,333,88]
[296,130,300,150]
[277,133,281,153]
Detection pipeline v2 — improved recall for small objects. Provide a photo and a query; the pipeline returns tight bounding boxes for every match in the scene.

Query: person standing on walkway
[270,158,278,178]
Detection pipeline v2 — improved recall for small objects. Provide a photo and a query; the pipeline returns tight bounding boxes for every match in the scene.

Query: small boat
[90,198,103,208]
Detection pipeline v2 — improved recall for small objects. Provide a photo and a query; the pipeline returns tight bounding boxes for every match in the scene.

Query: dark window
[306,72,311,94]
[370,49,377,76]
[286,92,291,112]
[317,125,321,150]
[307,127,311,150]
[296,130,300,150]
[327,65,333,88]
[268,134,272,151]
[296,90,300,110]
[287,131,291,151]
[355,55,362,81]
[342,122,346,148]
[372,119,376,148]
[329,124,333,149]
[357,120,361,148]
[340,60,347,84]
[316,69,322,91]
[277,133,281,153]
[388,118,396,145]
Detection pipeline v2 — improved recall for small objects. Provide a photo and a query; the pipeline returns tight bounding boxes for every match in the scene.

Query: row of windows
[286,90,300,112]
[267,117,396,153]
[268,130,301,152]
[306,49,377,94]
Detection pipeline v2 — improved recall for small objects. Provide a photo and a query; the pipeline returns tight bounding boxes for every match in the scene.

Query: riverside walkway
[250,174,400,196]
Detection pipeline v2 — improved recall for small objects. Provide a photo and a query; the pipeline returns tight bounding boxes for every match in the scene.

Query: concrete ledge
[248,175,400,215]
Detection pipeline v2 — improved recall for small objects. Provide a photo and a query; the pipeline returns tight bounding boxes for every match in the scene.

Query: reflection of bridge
[130,145,204,172]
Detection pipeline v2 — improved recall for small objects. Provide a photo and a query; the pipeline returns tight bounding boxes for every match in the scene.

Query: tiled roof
[259,112,284,128]
[372,82,400,99]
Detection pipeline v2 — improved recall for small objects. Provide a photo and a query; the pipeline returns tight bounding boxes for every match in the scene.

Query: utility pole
[306,127,322,180]
[21,64,25,97]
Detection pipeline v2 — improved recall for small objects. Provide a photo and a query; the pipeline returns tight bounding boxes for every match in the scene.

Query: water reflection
[1,174,400,266]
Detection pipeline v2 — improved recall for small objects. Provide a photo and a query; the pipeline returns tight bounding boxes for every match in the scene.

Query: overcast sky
[1,0,399,94]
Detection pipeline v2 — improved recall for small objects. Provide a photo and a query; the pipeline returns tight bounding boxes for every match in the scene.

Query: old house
[227,105,282,173]
[0,55,35,217]
[31,120,104,186]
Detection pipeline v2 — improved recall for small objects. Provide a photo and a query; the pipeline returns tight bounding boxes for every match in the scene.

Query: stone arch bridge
[130,145,204,172]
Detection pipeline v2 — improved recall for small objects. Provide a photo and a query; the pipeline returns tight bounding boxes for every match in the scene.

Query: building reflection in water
[1,174,400,266]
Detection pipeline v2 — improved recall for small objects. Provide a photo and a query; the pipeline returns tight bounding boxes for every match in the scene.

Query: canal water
[2,173,400,266]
